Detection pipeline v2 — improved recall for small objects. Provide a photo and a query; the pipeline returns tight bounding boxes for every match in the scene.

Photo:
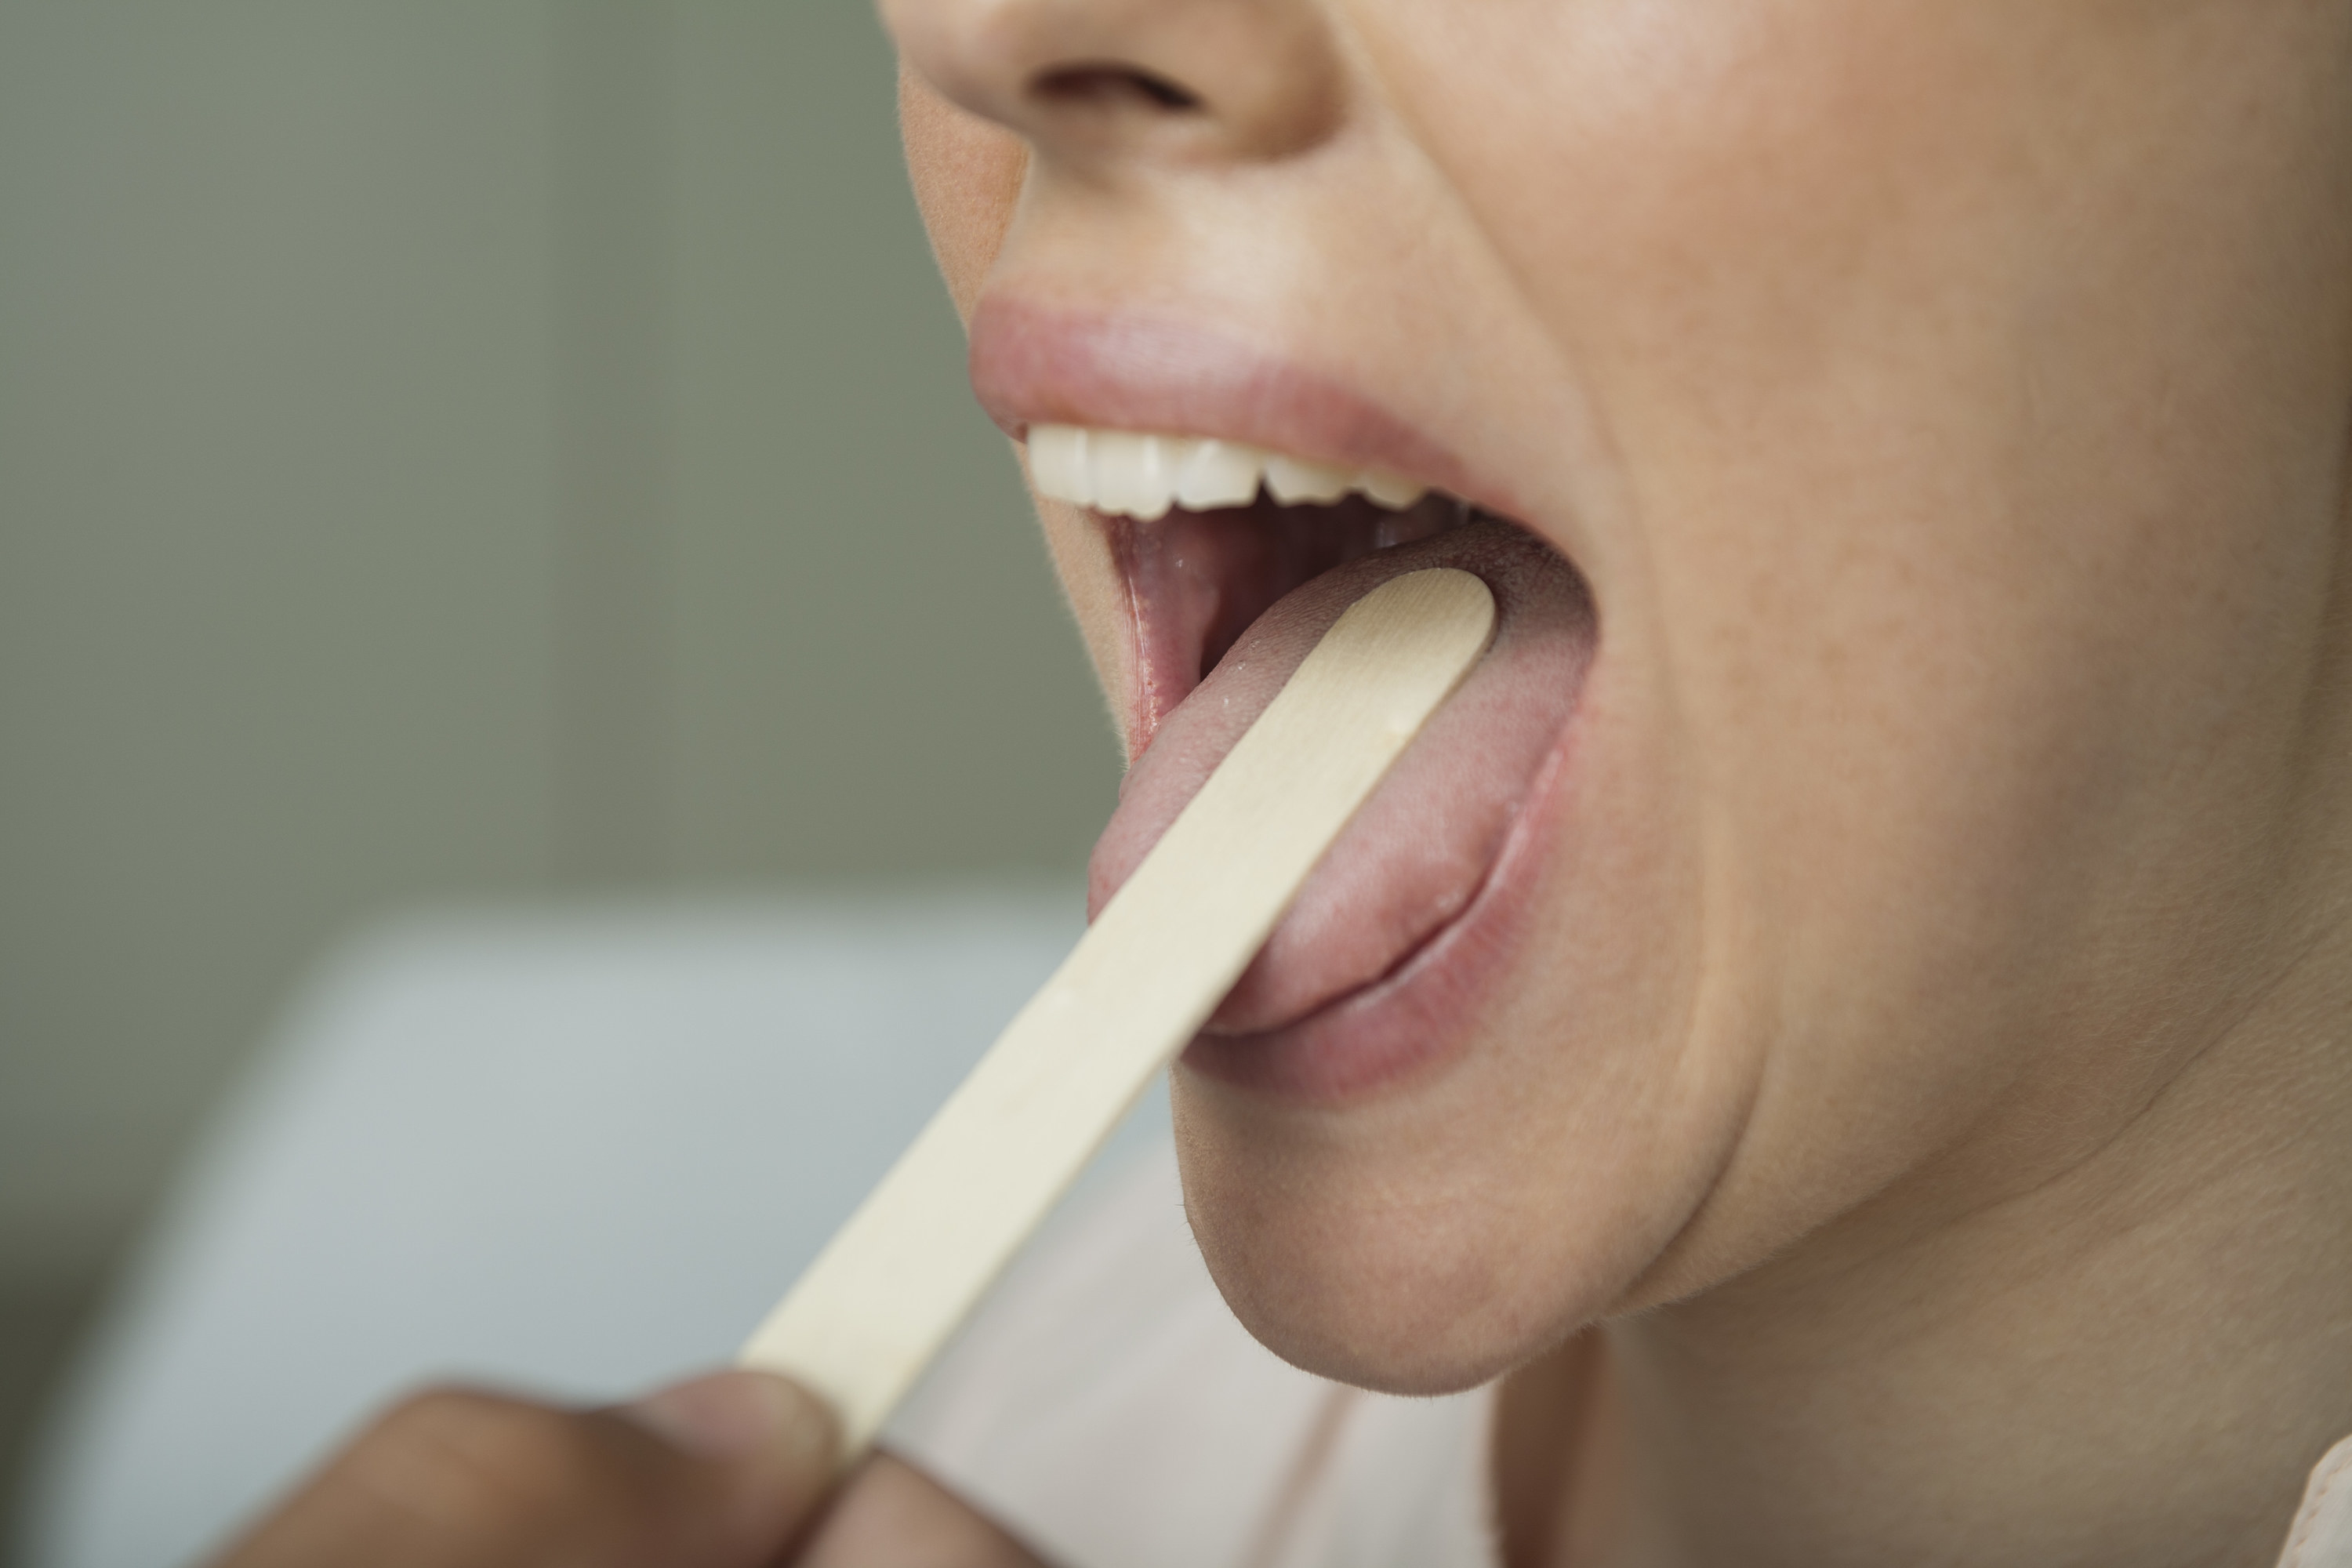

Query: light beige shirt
[888,1148,2352,1568]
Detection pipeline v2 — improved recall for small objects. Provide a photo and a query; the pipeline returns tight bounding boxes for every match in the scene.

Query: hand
[208,1370,839,1568]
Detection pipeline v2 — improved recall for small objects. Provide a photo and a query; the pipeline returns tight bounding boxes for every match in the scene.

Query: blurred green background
[0,0,1117,1532]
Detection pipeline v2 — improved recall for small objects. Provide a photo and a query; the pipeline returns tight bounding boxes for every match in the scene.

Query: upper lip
[968,296,1485,505]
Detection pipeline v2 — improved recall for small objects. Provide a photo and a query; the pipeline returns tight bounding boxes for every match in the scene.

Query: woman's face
[887,0,2352,1393]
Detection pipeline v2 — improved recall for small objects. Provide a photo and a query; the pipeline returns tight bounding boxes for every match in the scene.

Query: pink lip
[972,292,1594,1106]
[969,297,1479,499]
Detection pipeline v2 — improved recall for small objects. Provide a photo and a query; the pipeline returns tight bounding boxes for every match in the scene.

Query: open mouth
[1032,423,1600,1054]
[1030,424,1473,742]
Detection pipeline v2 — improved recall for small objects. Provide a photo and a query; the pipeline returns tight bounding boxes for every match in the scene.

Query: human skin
[206,1370,1042,1567]
[213,2,2352,1564]
[884,0,2352,1564]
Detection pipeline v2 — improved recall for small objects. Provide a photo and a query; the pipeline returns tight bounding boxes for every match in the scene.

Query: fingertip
[626,1370,840,1472]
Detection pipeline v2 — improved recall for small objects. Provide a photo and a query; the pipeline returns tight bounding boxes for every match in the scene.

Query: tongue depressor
[738,566,1497,1458]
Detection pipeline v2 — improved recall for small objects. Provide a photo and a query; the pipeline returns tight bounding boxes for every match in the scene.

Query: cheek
[1184,0,2352,1381]
[1403,0,2348,938]
[1366,0,2352,1019]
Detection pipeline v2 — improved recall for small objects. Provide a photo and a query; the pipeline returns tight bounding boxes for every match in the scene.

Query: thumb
[212,1371,840,1568]
[617,1370,844,1557]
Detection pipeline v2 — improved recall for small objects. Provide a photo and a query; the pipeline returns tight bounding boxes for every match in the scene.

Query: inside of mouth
[1091,495,1595,1041]
[1109,491,1512,749]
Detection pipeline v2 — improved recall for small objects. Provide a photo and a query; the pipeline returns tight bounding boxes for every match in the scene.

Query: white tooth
[1355,469,1428,510]
[1091,430,1182,519]
[1174,438,1265,510]
[1265,453,1353,505]
[1027,424,1090,505]
[1087,429,1149,517]
[1156,436,1204,510]
[1134,434,1178,521]
[1033,424,1424,518]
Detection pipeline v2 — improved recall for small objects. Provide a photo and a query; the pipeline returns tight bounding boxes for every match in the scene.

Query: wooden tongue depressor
[737,567,1497,1457]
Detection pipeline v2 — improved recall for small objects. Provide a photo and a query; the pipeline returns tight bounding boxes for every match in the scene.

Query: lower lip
[1178,711,1582,1103]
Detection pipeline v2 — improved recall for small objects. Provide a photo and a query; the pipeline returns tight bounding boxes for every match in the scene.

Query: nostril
[1030,63,1203,114]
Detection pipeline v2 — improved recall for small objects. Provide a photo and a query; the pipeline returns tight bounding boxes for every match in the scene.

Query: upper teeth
[1025,424,1430,521]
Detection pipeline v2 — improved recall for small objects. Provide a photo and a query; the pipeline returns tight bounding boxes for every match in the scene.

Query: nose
[883,0,1345,166]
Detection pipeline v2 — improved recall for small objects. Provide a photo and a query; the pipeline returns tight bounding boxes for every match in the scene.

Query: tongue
[1089,521,1595,1036]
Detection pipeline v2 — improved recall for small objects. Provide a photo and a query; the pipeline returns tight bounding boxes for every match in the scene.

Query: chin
[1170,1069,1659,1396]
[1163,874,1751,1396]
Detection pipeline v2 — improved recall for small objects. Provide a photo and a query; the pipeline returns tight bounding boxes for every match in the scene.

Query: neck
[1510,928,2352,1568]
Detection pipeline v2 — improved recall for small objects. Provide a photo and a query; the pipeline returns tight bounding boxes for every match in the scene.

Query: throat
[1493,1332,1627,1568]
[1108,492,1468,753]
[1596,1116,2352,1568]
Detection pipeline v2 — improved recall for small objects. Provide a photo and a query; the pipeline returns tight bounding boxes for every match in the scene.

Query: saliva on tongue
[1090,518,1595,1038]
